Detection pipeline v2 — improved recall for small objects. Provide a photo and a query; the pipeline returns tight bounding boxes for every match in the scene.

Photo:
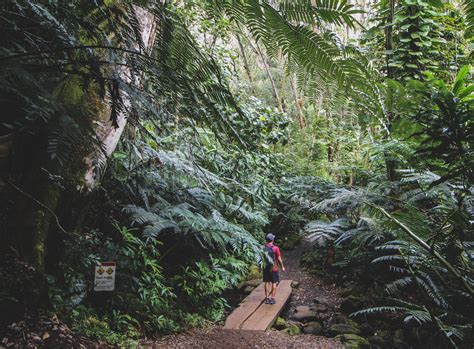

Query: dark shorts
[263,268,279,283]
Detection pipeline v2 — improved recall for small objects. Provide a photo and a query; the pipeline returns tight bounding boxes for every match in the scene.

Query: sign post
[94,262,116,291]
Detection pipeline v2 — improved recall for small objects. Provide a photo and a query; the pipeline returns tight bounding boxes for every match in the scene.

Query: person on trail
[263,233,285,305]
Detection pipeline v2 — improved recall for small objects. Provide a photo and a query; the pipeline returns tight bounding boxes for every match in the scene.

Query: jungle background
[0,0,472,348]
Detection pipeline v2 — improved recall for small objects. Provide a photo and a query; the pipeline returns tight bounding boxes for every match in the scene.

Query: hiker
[263,233,285,304]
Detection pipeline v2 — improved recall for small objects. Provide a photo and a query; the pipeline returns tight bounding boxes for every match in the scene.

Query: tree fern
[118,139,269,260]
[207,0,368,88]
[336,217,387,247]
[462,0,474,38]
[304,217,350,246]
[353,304,432,325]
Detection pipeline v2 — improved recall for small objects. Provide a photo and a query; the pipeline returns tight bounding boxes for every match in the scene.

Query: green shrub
[173,255,248,321]
[69,306,126,345]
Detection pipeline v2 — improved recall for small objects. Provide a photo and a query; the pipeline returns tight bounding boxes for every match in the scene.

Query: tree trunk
[83,6,157,190]
[279,73,287,112]
[290,75,305,128]
[26,7,157,274]
[254,41,284,112]
[236,35,254,84]
[384,0,398,181]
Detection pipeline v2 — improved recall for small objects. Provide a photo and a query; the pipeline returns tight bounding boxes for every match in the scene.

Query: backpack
[263,244,275,271]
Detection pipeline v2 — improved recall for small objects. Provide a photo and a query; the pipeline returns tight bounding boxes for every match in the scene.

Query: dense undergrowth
[289,72,474,347]
[0,0,473,348]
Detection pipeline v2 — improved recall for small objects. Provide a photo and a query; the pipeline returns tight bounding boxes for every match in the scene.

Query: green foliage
[305,217,351,247]
[117,137,270,257]
[207,0,368,87]
[362,1,468,81]
[68,306,139,346]
[240,97,291,147]
[48,225,180,335]
[173,256,248,321]
[389,0,447,80]
[0,0,257,178]
[407,66,474,184]
[291,67,473,347]
[462,0,474,38]
[42,89,286,340]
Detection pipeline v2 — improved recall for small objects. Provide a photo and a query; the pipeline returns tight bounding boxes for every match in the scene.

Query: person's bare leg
[264,282,270,300]
[271,282,277,298]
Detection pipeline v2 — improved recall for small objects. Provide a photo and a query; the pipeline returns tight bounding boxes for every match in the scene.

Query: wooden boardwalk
[223,280,292,331]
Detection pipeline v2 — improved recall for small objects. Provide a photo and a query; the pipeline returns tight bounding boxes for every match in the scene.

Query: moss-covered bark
[6,80,103,275]
[30,178,61,274]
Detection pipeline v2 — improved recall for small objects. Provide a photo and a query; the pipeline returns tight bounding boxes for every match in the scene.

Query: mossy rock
[273,317,288,330]
[341,285,365,298]
[242,279,261,287]
[302,322,323,335]
[335,334,370,349]
[341,287,355,298]
[291,280,300,288]
[340,295,363,313]
[292,307,318,322]
[329,323,361,337]
[333,313,350,324]
[246,265,261,280]
[368,335,386,347]
[282,324,301,336]
[237,278,261,294]
[242,285,255,295]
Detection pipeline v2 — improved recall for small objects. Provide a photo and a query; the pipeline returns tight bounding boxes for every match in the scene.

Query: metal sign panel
[94,262,116,291]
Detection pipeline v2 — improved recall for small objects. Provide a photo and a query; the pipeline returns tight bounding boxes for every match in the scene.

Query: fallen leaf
[42,332,50,340]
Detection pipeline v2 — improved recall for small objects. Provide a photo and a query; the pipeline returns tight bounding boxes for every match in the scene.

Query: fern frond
[304,217,350,246]
[208,0,368,88]
[462,0,474,38]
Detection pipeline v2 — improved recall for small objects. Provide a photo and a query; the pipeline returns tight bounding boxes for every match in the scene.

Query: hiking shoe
[269,298,276,304]
[264,298,271,304]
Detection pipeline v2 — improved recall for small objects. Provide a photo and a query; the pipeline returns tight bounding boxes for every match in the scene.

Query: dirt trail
[281,244,342,325]
[150,243,343,348]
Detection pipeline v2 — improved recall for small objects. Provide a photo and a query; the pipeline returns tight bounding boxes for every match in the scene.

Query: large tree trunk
[16,7,158,276]
[83,6,157,190]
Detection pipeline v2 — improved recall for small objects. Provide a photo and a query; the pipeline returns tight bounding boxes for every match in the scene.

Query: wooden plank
[239,280,292,331]
[223,283,266,330]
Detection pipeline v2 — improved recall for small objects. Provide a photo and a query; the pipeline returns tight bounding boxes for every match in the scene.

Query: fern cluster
[288,69,474,346]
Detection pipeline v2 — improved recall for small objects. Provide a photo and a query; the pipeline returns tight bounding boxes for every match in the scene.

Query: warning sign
[94,262,116,291]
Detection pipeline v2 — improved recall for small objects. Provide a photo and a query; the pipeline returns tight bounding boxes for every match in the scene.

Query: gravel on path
[147,327,342,348]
